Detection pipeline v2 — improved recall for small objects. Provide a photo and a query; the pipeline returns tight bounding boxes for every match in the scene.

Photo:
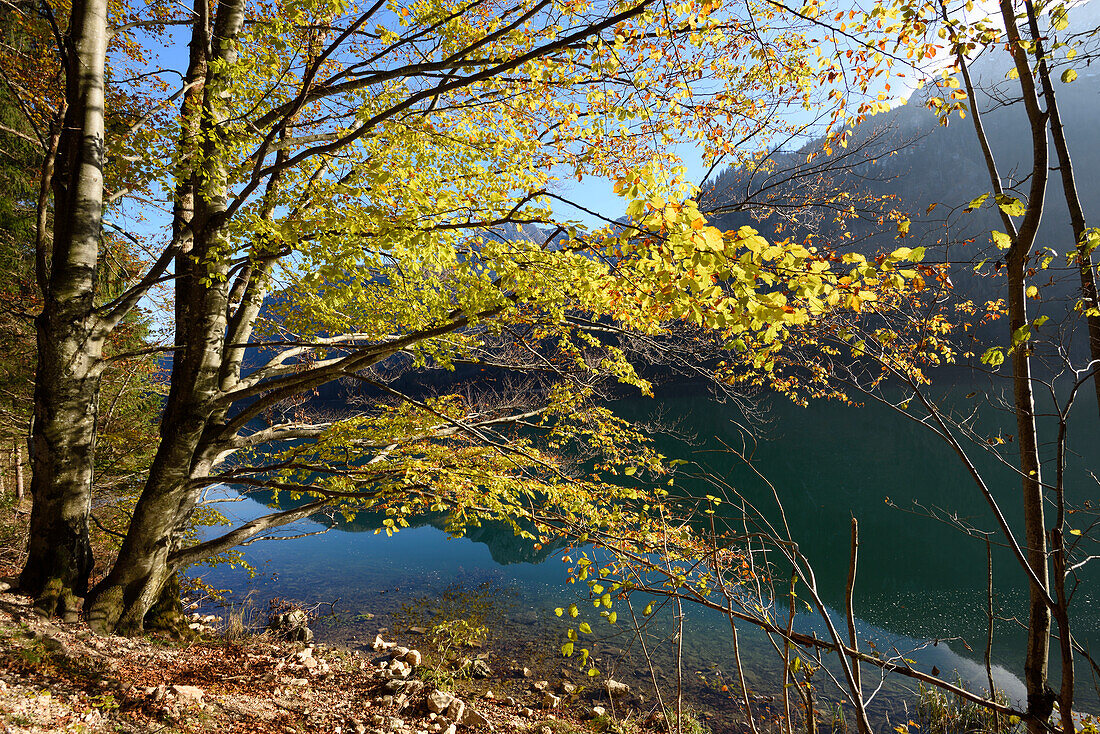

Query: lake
[193,384,1100,731]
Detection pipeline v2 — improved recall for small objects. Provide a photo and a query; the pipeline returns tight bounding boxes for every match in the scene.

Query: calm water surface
[195,386,1100,729]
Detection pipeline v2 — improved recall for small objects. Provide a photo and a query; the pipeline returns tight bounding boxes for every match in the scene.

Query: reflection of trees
[242,488,563,566]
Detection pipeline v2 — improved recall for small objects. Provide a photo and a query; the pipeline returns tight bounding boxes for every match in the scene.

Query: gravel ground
[0,584,676,734]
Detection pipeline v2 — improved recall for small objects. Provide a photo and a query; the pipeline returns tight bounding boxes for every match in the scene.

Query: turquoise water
[194,386,1100,728]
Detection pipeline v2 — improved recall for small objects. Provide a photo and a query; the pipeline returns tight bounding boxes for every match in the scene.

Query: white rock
[387,662,411,680]
[460,709,492,729]
[426,690,454,715]
[606,679,631,698]
[404,649,422,667]
[170,685,205,707]
[446,698,465,723]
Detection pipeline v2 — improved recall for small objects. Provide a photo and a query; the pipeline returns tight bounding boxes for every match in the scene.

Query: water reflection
[194,389,1099,726]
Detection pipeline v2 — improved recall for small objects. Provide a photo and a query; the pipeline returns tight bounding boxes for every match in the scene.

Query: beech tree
[2,0,184,614]
[14,0,929,635]
[513,2,1100,731]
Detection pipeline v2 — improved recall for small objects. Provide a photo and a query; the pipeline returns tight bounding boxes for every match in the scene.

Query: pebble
[170,684,205,707]
[468,659,492,678]
[606,679,631,698]
[460,709,492,729]
[445,698,465,723]
[426,690,454,715]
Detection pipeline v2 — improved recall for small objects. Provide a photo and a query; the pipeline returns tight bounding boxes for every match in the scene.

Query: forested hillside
[702,15,1100,329]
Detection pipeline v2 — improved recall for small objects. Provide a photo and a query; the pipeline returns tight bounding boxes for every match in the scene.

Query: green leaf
[981,347,1005,367]
[562,642,575,657]
[643,602,655,615]
[607,611,617,624]
[579,622,593,634]
[554,607,564,617]
[624,466,636,476]
[1012,325,1032,346]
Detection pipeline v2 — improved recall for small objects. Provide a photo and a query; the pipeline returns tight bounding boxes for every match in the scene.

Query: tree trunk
[85,242,231,632]
[14,441,24,502]
[20,0,109,617]
[1008,250,1055,728]
[1017,0,1100,418]
[85,0,246,633]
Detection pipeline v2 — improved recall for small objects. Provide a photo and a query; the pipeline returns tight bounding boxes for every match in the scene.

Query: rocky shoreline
[0,586,684,734]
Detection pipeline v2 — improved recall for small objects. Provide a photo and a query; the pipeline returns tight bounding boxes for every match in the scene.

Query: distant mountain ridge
[699,13,1100,319]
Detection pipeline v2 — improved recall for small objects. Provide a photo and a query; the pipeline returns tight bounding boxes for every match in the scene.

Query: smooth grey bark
[86,0,253,634]
[14,441,24,502]
[20,0,109,617]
